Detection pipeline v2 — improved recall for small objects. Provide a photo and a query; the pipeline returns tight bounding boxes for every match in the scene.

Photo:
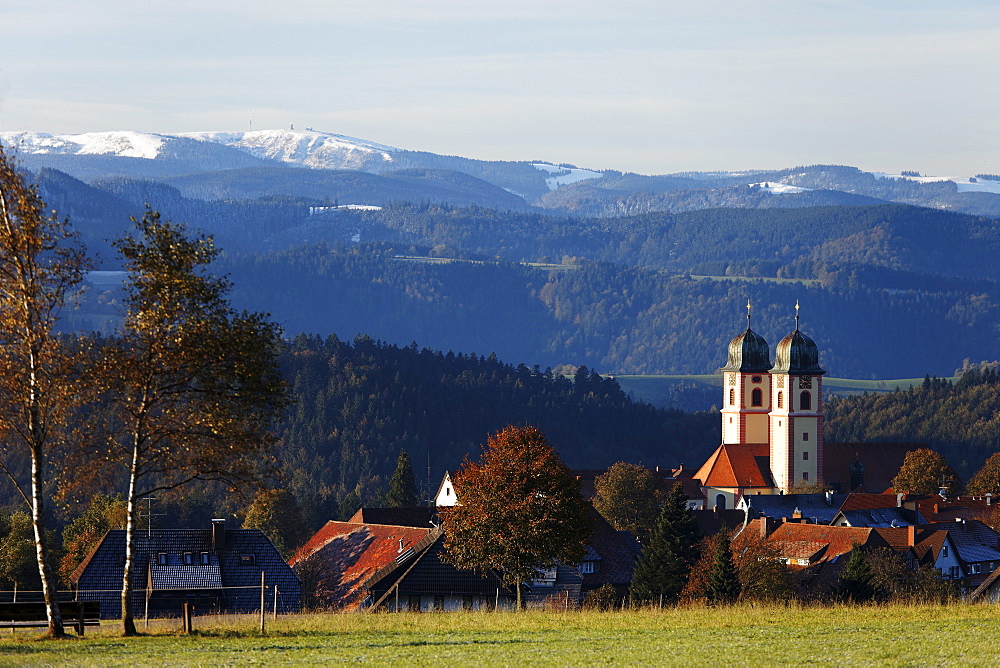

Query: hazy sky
[2,1,998,175]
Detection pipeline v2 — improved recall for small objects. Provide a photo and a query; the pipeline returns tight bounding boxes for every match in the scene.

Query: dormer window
[201,552,210,565]
[183,552,193,565]
[157,553,167,566]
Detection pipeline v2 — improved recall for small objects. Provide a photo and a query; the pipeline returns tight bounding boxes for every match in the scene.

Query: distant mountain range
[4,128,1000,218]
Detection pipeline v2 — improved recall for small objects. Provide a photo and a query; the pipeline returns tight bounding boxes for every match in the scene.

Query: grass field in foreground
[1,604,998,666]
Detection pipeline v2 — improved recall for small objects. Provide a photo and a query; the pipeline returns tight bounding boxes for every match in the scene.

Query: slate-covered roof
[581,508,639,591]
[721,326,772,373]
[290,521,432,610]
[924,520,1000,565]
[72,525,300,618]
[835,507,919,528]
[694,443,773,489]
[743,493,847,524]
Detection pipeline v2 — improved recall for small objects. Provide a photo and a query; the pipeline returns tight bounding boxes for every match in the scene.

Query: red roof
[694,443,773,489]
[290,521,432,610]
[838,493,905,513]
[915,497,995,523]
[744,519,884,567]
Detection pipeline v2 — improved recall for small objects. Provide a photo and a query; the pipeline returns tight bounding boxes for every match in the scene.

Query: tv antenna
[140,497,166,538]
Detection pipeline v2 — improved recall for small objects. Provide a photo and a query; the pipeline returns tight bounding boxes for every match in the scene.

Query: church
[692,302,916,510]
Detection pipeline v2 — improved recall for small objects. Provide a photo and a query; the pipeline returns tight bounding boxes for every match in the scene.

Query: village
[53,303,1000,626]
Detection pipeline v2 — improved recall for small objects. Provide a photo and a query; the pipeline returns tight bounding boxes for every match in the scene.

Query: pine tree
[706,531,741,604]
[836,545,876,602]
[629,482,701,605]
[386,449,419,507]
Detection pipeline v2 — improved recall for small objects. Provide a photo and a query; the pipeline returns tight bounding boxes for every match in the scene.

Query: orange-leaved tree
[891,448,961,496]
[441,425,593,609]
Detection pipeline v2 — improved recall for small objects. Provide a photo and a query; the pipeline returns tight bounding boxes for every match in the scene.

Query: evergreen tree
[386,449,419,507]
[706,530,741,604]
[836,545,876,602]
[629,482,701,605]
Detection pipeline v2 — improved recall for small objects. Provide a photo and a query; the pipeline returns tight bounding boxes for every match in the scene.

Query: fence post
[183,602,192,634]
[144,588,150,629]
[273,585,278,620]
[259,571,266,634]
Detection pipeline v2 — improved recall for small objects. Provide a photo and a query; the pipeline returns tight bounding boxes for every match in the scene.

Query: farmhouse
[71,519,300,618]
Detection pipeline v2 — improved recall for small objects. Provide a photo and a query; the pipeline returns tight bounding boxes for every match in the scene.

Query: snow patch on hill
[751,182,813,195]
[0,131,167,159]
[871,172,1000,195]
[533,163,602,190]
[180,129,398,170]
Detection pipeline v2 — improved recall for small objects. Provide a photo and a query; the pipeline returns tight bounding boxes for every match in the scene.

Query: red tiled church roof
[694,443,773,489]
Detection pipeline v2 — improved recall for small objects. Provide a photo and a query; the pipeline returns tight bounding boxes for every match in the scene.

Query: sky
[2,0,998,176]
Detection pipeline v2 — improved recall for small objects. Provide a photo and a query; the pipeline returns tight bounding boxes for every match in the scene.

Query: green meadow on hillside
[615,374,934,408]
[0,604,996,666]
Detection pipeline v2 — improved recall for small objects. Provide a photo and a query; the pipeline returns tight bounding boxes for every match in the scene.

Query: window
[580,561,595,574]
[157,553,167,565]
[751,388,762,407]
[802,472,809,481]
[800,391,811,411]
[183,552,193,565]
[201,552,210,565]
[729,388,735,405]
[751,375,762,384]
[950,566,959,579]
[802,432,809,442]
[942,545,948,558]
[777,391,783,408]
[972,563,982,574]
[803,451,809,461]
[241,554,256,566]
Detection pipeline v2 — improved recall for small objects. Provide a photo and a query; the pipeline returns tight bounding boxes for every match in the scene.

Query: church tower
[768,302,825,492]
[721,301,772,445]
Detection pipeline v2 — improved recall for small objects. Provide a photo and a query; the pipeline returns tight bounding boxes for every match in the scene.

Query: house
[289,520,433,610]
[917,520,1000,588]
[872,525,961,579]
[831,507,922,528]
[738,517,889,570]
[578,508,641,600]
[692,303,919,509]
[71,519,300,619]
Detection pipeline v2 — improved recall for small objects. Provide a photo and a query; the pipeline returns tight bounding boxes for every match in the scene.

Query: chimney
[933,503,939,515]
[988,493,993,506]
[792,507,803,520]
[825,490,833,507]
[760,516,778,539]
[212,519,226,552]
[897,492,905,508]
[907,524,916,547]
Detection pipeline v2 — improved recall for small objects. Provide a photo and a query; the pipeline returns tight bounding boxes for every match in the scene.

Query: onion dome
[721,300,772,372]
[772,301,825,375]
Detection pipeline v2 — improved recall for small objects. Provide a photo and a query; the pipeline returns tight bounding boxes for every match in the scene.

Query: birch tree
[100,210,286,635]
[0,145,88,637]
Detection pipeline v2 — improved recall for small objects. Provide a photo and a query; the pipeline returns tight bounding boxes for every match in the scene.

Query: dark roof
[823,442,918,494]
[691,508,748,536]
[581,508,639,591]
[348,507,439,528]
[838,493,909,513]
[744,493,847,524]
[71,526,300,617]
[921,520,1000,565]
[835,507,918,528]
[721,327,772,373]
[772,327,824,375]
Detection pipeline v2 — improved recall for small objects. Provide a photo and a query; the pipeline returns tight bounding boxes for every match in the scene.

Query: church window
[777,391,783,408]
[802,472,809,481]
[803,451,809,461]
[802,432,809,442]
[751,388,762,407]
[751,375,762,383]
[800,391,811,410]
[729,388,735,405]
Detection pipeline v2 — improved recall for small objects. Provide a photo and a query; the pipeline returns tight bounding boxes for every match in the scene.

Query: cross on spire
[746,298,752,329]
[794,299,800,331]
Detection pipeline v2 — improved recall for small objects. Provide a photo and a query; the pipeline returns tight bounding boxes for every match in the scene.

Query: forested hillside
[826,369,1000,480]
